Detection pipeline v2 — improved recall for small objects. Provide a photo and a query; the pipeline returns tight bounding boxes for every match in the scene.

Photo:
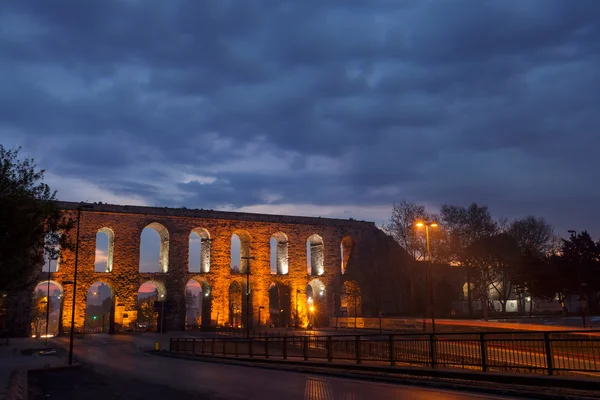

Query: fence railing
[169,330,600,376]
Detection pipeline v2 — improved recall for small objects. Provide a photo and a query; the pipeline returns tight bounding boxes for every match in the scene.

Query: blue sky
[3,1,600,237]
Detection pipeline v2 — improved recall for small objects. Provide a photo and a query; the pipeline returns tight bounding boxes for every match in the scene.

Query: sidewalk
[0,338,68,399]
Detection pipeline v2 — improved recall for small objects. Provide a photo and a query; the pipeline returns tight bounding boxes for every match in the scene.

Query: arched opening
[139,223,169,273]
[137,281,166,331]
[341,236,354,275]
[31,281,63,338]
[189,228,211,273]
[306,234,324,276]
[270,232,288,275]
[228,281,243,328]
[85,282,114,333]
[306,278,327,328]
[42,232,61,272]
[95,228,114,273]
[342,280,362,319]
[267,283,291,327]
[230,230,251,274]
[185,279,212,329]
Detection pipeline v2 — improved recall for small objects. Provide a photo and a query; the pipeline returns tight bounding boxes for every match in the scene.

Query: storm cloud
[1,0,599,234]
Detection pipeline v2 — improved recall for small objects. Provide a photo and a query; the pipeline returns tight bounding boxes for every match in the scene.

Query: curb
[153,351,600,400]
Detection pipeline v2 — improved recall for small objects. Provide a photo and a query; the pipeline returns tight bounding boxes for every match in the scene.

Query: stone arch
[306,278,327,327]
[95,227,114,273]
[342,280,362,318]
[43,231,62,272]
[340,236,354,275]
[85,281,115,333]
[139,222,169,273]
[185,278,212,328]
[270,232,288,275]
[228,281,243,328]
[231,230,251,274]
[267,282,291,327]
[189,228,211,273]
[306,234,324,276]
[137,280,167,331]
[31,280,63,338]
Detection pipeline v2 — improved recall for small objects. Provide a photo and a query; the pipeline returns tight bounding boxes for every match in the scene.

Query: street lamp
[415,221,438,334]
[241,255,255,338]
[68,203,94,365]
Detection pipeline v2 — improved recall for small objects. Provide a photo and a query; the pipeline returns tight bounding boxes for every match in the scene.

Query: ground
[23,333,523,400]
[29,366,208,400]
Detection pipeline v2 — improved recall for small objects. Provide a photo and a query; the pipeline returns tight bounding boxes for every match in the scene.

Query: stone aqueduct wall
[45,201,410,332]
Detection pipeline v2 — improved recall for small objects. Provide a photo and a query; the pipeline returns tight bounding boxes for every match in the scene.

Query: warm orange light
[430,223,439,228]
[309,306,315,313]
[415,222,424,227]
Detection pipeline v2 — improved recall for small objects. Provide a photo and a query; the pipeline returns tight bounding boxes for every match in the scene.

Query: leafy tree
[137,298,157,327]
[560,231,600,312]
[31,289,47,337]
[343,280,362,317]
[0,146,73,292]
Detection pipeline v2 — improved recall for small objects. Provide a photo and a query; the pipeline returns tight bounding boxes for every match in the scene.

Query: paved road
[51,334,527,400]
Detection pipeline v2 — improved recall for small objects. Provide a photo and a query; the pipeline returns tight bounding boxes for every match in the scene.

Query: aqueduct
[32,201,410,334]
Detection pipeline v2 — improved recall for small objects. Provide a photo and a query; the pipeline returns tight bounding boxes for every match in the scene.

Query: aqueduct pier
[33,201,410,334]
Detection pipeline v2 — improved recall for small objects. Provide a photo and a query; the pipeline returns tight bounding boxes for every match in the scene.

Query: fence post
[211,338,215,355]
[202,338,205,355]
[265,337,270,359]
[235,338,239,357]
[223,339,226,356]
[480,333,487,372]
[283,336,288,360]
[544,332,554,376]
[249,338,253,358]
[303,336,309,361]
[355,336,361,364]
[389,334,395,366]
[429,334,436,368]
[327,336,333,362]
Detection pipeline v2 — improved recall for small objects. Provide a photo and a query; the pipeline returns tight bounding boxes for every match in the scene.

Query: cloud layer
[2,0,600,234]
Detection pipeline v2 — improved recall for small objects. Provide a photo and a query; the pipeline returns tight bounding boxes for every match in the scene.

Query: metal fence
[170,330,600,376]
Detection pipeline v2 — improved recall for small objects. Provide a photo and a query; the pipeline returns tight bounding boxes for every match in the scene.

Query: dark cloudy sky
[2,1,599,236]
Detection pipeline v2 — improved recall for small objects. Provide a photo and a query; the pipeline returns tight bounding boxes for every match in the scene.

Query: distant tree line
[385,201,600,317]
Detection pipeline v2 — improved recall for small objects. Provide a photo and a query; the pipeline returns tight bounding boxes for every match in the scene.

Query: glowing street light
[415,221,439,334]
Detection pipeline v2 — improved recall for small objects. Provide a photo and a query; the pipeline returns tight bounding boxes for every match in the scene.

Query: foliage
[0,145,73,291]
[31,289,48,336]
[508,216,556,257]
[137,298,157,323]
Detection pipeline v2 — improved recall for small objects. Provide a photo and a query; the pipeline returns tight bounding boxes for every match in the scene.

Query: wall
[34,201,410,333]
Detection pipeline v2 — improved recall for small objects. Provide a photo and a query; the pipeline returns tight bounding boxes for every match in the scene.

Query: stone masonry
[39,201,411,333]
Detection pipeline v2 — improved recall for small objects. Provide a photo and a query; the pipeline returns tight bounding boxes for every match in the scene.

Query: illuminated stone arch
[137,280,167,331]
[267,282,291,327]
[85,281,115,333]
[31,280,64,337]
[270,232,288,275]
[228,280,243,327]
[189,228,211,273]
[340,236,354,275]
[306,278,327,327]
[306,234,324,276]
[185,278,212,328]
[231,230,251,274]
[139,222,169,273]
[342,280,362,318]
[95,227,115,273]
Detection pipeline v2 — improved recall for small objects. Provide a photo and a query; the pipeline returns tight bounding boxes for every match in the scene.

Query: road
[49,334,527,400]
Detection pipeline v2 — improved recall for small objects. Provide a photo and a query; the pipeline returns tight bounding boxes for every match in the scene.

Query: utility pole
[45,258,51,346]
[241,256,255,338]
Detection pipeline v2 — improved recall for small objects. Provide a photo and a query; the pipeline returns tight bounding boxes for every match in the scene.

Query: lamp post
[241,255,255,339]
[45,257,52,346]
[415,221,438,334]
[295,289,301,328]
[68,203,93,365]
